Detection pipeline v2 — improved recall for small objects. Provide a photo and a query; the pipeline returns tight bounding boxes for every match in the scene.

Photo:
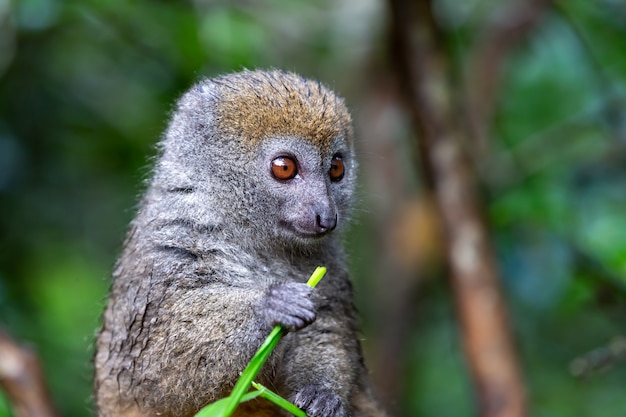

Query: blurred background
[0,0,625,416]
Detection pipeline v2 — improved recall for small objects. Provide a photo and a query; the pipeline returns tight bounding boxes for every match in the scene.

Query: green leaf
[216,326,285,417]
[251,381,307,417]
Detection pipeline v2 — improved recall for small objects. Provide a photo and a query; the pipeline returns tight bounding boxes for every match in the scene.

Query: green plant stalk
[251,382,307,417]
[215,266,327,417]
[217,327,284,417]
[306,266,327,288]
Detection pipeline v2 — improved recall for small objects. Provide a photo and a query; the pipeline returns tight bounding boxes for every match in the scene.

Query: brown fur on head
[213,70,353,153]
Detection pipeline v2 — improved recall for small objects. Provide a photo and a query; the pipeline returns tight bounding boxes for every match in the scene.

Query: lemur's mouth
[278,221,332,240]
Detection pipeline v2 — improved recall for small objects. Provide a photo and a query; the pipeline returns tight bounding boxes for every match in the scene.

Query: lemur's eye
[330,155,345,182]
[271,156,298,180]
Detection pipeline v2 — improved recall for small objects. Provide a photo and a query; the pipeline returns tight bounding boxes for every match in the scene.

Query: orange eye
[271,156,298,180]
[330,155,344,182]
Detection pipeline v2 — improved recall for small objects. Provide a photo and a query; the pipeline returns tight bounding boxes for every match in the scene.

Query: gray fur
[94,70,386,417]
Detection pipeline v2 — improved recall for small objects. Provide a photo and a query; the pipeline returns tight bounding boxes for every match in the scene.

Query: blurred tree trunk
[0,328,58,417]
[386,0,552,416]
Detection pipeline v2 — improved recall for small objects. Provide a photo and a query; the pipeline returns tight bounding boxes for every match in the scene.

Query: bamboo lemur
[94,70,386,417]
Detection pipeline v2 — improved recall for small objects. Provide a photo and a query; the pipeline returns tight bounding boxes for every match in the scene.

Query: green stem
[306,266,327,288]
[218,326,284,417]
[216,266,327,417]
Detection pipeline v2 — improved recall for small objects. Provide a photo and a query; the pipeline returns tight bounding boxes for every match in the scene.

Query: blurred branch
[0,328,57,417]
[355,72,439,409]
[570,335,626,378]
[387,1,527,417]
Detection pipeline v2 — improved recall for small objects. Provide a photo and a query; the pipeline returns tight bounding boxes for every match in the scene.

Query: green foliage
[0,392,12,417]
